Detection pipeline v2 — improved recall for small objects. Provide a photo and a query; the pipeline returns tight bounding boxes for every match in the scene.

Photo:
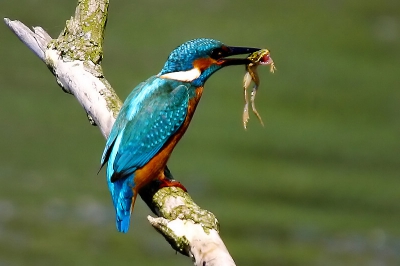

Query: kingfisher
[100,38,260,233]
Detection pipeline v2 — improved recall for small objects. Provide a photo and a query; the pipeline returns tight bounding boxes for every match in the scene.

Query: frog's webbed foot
[269,63,277,73]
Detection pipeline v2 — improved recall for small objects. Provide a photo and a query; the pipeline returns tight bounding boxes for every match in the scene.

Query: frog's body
[242,49,276,129]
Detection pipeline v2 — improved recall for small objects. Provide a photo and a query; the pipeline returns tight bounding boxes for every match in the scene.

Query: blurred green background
[1,0,400,265]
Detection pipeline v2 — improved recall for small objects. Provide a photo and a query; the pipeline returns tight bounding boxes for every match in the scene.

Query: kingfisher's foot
[159,179,187,192]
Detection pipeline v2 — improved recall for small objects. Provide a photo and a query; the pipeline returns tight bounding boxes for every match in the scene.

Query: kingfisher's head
[159,38,260,87]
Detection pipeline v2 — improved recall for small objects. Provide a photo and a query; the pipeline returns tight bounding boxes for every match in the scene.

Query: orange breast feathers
[133,86,204,192]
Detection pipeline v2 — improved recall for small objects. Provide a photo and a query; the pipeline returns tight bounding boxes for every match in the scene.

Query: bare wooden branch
[4,0,236,265]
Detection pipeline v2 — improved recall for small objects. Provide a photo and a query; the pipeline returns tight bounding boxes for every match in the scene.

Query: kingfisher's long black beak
[218,46,260,66]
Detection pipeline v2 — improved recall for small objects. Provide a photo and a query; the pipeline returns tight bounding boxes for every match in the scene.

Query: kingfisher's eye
[210,48,226,59]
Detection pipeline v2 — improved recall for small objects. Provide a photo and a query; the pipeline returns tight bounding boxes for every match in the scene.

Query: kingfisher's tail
[116,192,137,233]
[111,176,137,233]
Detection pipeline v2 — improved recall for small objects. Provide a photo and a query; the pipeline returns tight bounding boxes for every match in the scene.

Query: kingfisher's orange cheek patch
[193,58,216,71]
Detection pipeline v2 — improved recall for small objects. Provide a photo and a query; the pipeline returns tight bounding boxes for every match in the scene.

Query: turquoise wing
[100,77,190,232]
[109,78,189,179]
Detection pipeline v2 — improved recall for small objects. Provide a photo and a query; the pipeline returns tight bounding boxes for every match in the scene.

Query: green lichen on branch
[49,0,109,63]
[154,187,220,234]
[98,79,122,119]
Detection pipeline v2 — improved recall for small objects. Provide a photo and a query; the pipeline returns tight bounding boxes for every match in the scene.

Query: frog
[243,49,276,129]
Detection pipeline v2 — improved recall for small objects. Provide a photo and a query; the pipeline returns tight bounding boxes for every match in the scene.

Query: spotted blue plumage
[160,38,223,74]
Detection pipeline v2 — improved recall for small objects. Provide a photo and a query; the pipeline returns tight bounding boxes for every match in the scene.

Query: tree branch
[4,0,235,265]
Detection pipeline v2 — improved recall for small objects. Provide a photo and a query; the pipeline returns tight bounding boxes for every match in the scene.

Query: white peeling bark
[149,217,235,266]
[4,1,236,265]
[45,49,116,137]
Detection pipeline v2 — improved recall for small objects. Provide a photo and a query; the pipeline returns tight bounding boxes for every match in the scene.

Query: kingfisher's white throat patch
[159,67,201,82]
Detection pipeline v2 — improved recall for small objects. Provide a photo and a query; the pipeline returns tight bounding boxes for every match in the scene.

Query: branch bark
[5,1,235,265]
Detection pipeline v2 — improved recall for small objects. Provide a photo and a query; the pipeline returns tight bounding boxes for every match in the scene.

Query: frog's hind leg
[248,66,264,127]
[250,85,264,127]
[243,71,252,129]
